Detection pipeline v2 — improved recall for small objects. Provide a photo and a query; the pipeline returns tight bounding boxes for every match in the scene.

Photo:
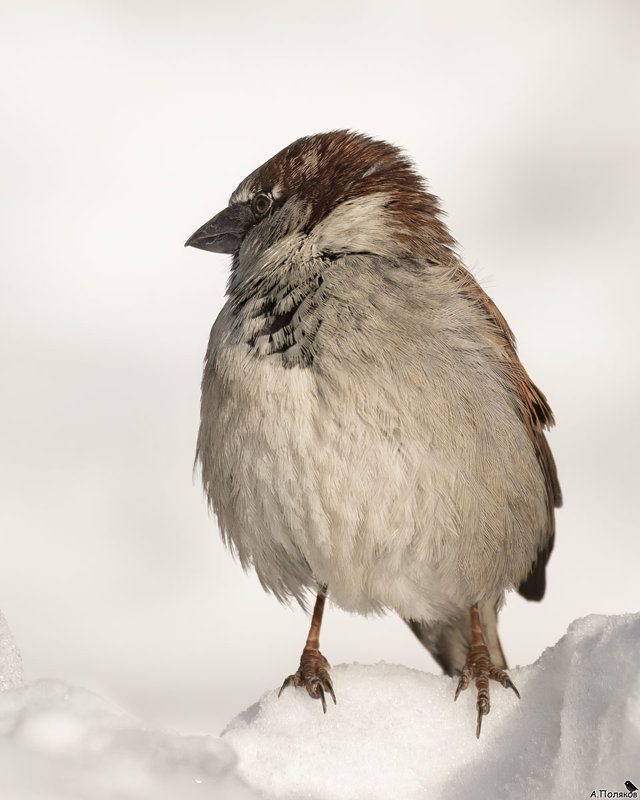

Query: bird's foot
[278,647,336,713]
[454,642,519,738]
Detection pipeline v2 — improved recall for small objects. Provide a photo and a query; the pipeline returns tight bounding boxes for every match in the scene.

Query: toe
[489,667,520,699]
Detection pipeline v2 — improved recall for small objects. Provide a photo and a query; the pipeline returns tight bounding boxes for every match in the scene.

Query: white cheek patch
[312,194,396,255]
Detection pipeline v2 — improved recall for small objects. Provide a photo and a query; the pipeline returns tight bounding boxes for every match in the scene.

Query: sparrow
[185,131,561,737]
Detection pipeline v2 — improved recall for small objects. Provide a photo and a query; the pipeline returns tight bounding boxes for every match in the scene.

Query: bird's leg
[278,588,336,712]
[454,603,520,737]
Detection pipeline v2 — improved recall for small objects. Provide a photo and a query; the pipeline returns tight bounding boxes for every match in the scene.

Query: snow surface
[1,613,638,799]
[0,614,259,800]
[0,611,22,691]
[224,614,640,800]
[0,680,265,799]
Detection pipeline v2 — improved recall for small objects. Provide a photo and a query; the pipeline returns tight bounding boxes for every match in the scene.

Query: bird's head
[185,130,455,268]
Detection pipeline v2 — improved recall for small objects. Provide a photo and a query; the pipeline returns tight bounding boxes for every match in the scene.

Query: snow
[0,611,22,691]
[0,617,259,800]
[1,613,638,800]
[223,614,640,800]
[0,680,261,800]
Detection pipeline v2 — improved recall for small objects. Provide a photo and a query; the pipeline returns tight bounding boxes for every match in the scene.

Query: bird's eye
[252,192,273,216]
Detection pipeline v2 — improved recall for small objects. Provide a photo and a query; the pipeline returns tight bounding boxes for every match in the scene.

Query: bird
[185,130,561,737]
[626,781,639,793]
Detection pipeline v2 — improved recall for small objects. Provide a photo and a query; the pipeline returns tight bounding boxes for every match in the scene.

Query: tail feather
[405,601,506,676]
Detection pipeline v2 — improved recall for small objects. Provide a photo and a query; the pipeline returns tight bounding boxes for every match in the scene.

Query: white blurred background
[1,0,638,735]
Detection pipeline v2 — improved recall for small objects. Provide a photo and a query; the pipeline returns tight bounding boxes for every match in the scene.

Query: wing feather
[452,265,562,600]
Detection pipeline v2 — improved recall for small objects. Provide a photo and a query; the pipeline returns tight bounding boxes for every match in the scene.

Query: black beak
[184,203,254,254]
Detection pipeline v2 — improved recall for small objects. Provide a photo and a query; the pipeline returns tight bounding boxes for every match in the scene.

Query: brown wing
[452,265,562,601]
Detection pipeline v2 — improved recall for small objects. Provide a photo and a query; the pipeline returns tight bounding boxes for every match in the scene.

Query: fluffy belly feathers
[197,327,549,624]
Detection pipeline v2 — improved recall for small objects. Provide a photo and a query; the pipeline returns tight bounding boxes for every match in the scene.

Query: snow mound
[224,614,640,800]
[0,610,23,690]
[1,614,637,800]
[0,681,260,799]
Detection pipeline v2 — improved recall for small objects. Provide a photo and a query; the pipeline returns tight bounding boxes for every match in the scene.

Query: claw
[454,669,470,701]
[278,675,295,698]
[475,694,490,738]
[505,677,520,699]
[326,679,337,706]
[316,683,327,713]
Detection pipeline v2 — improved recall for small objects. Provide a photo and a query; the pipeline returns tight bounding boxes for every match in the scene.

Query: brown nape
[454,604,520,738]
[278,588,336,713]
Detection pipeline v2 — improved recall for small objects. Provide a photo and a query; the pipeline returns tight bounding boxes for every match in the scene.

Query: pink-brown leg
[454,603,520,737]
[278,589,336,713]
